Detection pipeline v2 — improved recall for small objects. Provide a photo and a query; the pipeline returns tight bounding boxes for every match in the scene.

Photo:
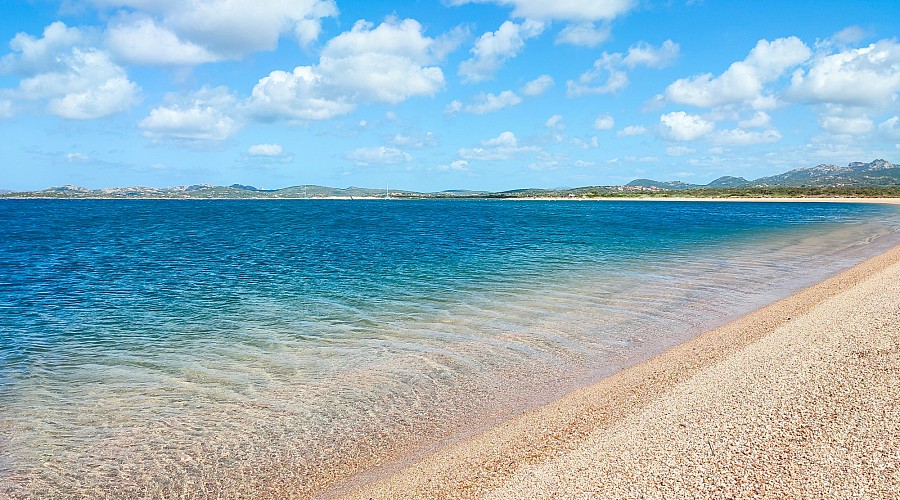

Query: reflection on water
[1,199,899,496]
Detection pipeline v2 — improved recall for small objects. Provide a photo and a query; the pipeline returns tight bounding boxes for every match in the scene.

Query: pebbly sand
[339,243,900,498]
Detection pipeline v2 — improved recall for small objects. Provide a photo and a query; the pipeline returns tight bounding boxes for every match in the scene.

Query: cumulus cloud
[1,22,140,119]
[1,21,86,75]
[819,115,875,135]
[452,0,634,54]
[105,18,222,66]
[714,127,782,145]
[463,90,522,114]
[445,100,463,114]
[449,75,550,115]
[451,0,635,21]
[665,146,696,156]
[570,136,599,149]
[666,37,811,109]
[140,86,239,143]
[247,144,285,156]
[659,111,715,141]
[435,159,470,172]
[787,39,900,108]
[246,66,353,121]
[317,18,446,102]
[247,18,447,121]
[737,111,772,128]
[545,114,564,129]
[879,116,900,140]
[555,22,610,47]
[390,131,436,149]
[520,74,554,96]
[96,0,338,64]
[616,125,647,137]
[593,114,615,130]
[345,146,413,165]
[458,19,545,82]
[458,131,540,160]
[568,40,679,96]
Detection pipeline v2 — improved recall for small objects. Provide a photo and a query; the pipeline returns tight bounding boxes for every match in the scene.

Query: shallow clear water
[2,199,899,496]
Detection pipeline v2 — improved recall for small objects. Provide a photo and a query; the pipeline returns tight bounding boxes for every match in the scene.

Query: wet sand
[343,244,900,498]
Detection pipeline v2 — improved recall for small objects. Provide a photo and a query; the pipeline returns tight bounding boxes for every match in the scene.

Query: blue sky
[1,0,899,191]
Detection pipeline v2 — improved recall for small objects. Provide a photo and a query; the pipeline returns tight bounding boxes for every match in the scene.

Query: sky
[1,0,899,192]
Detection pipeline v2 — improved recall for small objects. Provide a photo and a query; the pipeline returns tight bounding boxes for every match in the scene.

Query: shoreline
[340,243,900,498]
[2,196,900,204]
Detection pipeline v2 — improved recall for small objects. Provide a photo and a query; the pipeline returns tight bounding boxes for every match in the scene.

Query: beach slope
[345,245,900,498]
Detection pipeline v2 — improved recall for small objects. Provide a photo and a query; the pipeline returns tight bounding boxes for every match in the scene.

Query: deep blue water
[2,199,899,495]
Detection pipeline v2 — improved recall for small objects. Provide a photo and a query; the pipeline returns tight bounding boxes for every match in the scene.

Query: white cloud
[463,90,522,114]
[520,74,554,96]
[140,87,239,142]
[831,26,868,46]
[570,136,599,149]
[555,22,610,47]
[247,144,284,157]
[247,18,446,121]
[65,152,91,163]
[737,111,771,128]
[451,0,635,21]
[1,21,86,75]
[788,39,900,108]
[593,114,615,130]
[19,48,139,119]
[346,146,413,165]
[95,0,338,63]
[445,100,463,114]
[545,114,564,129]
[452,0,633,50]
[247,66,352,121]
[665,146,696,156]
[105,18,222,66]
[0,100,12,118]
[819,115,874,135]
[435,159,470,172]
[458,131,540,160]
[666,37,811,108]
[622,40,681,69]
[616,125,647,137]
[715,128,782,145]
[458,19,545,82]
[391,132,436,149]
[879,116,900,140]
[2,22,140,119]
[659,111,715,141]
[318,19,446,103]
[568,40,679,96]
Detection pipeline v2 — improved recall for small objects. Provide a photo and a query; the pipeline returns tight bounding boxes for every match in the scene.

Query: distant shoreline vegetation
[3,159,899,200]
[3,186,900,200]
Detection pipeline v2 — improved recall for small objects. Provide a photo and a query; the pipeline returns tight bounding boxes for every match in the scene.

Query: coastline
[2,196,900,203]
[340,243,900,498]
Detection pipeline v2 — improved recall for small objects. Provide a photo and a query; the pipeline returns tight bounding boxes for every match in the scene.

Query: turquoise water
[2,199,899,496]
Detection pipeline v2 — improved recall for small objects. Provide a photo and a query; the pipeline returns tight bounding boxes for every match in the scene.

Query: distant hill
[626,179,701,190]
[0,183,420,199]
[706,176,750,188]
[2,159,897,199]
[752,159,900,187]
[627,159,899,190]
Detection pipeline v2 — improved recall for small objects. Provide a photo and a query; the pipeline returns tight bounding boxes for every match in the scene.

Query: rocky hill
[628,159,899,190]
[2,159,897,198]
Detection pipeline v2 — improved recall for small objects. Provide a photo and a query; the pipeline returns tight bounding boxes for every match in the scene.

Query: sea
[2,198,899,496]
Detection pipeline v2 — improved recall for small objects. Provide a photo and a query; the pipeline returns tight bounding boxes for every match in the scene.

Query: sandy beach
[341,243,900,498]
